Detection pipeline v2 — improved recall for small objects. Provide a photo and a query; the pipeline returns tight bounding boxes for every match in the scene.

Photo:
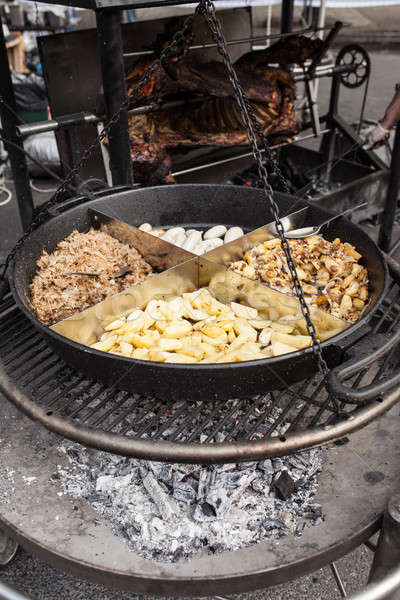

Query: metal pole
[378,123,400,253]
[0,583,32,600]
[0,17,34,230]
[96,9,133,187]
[368,494,400,599]
[280,0,294,34]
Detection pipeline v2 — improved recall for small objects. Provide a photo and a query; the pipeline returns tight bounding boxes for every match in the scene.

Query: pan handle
[326,326,400,404]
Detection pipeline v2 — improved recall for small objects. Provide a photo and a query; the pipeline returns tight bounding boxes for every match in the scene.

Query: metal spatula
[284,202,367,239]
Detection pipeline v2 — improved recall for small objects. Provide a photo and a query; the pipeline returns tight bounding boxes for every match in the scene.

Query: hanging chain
[200,0,328,375]
[0,11,197,281]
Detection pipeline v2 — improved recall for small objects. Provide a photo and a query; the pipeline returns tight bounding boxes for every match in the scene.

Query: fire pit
[0,387,399,595]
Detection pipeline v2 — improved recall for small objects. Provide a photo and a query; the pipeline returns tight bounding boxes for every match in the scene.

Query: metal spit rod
[122,24,349,58]
[171,129,330,177]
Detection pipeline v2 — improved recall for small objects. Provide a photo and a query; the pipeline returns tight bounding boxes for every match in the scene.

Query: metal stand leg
[378,123,400,253]
[368,494,400,599]
[0,528,18,567]
[0,16,34,230]
[96,9,133,187]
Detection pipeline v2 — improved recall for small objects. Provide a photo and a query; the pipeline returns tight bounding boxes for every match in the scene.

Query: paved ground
[0,26,399,600]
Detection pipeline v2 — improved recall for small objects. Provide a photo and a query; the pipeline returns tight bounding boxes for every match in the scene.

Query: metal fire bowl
[0,392,399,596]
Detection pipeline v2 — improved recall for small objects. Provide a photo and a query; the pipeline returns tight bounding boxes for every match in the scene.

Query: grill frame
[1,266,400,462]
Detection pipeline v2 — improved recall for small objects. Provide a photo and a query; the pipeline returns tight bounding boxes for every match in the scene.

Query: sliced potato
[158,338,183,352]
[271,341,298,356]
[164,353,198,364]
[271,331,311,349]
[259,328,272,346]
[163,320,193,339]
[230,301,258,320]
[271,322,294,334]
[248,319,272,329]
[104,319,125,332]
[90,335,117,352]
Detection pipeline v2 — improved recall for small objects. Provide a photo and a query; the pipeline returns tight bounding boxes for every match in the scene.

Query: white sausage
[205,238,223,250]
[139,223,152,232]
[183,230,202,252]
[162,227,185,244]
[204,225,227,240]
[224,227,244,243]
[173,231,187,248]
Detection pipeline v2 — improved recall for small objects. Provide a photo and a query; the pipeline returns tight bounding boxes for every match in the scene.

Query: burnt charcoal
[202,502,217,517]
[56,426,324,563]
[173,481,196,504]
[259,459,274,474]
[334,437,350,446]
[295,521,306,537]
[274,471,296,500]
[272,458,284,472]
[142,471,181,521]
[264,518,285,531]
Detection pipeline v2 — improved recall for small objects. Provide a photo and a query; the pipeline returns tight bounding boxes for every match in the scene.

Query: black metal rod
[280,0,294,34]
[0,583,31,600]
[368,494,400,599]
[378,122,400,253]
[0,17,34,230]
[96,9,132,187]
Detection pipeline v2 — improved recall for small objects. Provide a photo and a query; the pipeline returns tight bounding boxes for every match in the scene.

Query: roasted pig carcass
[126,24,324,185]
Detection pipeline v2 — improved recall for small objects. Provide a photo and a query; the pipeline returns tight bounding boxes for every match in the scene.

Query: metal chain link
[0,11,197,280]
[200,0,328,375]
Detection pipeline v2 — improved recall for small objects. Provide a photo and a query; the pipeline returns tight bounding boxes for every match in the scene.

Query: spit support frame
[0,254,400,463]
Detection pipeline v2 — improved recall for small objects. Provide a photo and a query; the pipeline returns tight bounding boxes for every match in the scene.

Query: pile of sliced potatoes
[90,288,313,364]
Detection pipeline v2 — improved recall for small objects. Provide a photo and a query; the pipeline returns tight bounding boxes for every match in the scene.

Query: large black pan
[9,185,387,400]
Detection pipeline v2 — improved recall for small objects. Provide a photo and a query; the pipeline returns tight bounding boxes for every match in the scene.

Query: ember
[55,439,324,562]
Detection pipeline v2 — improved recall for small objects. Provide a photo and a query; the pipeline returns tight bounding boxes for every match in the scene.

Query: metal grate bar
[247,397,286,440]
[43,374,87,408]
[29,364,67,394]
[388,313,400,333]
[128,400,176,438]
[185,401,239,443]
[80,385,123,424]
[0,310,23,333]
[67,383,108,418]
[0,297,16,312]
[89,391,131,427]
[118,397,161,433]
[22,357,62,387]
[287,379,326,432]
[14,348,54,379]
[0,321,32,350]
[105,395,145,432]
[168,404,211,442]
[225,396,268,442]
[57,379,100,414]
[204,402,243,443]
[373,284,399,332]
[151,403,198,440]
[2,333,44,366]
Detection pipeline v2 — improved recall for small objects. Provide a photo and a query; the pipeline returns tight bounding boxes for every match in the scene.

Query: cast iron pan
[9,185,388,400]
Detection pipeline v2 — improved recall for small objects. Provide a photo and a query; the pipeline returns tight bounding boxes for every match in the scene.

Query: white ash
[53,443,324,563]
[0,468,15,504]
